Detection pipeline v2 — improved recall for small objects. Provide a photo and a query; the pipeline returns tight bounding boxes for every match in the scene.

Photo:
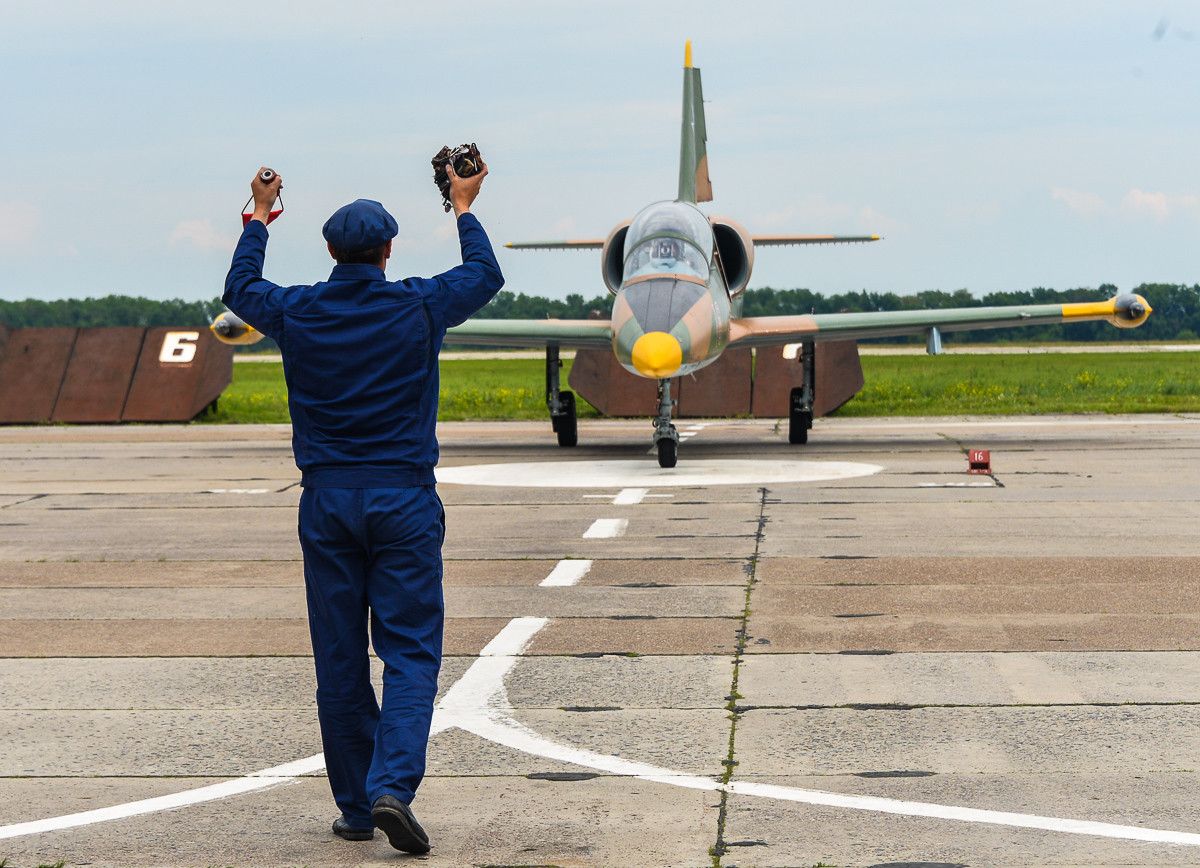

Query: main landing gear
[788,341,815,445]
[546,345,577,447]
[653,378,679,468]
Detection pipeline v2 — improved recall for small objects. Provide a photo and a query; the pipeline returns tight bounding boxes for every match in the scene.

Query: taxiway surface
[1,415,1199,867]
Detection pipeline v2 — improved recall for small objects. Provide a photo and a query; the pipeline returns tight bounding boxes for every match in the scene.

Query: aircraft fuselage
[609,200,731,380]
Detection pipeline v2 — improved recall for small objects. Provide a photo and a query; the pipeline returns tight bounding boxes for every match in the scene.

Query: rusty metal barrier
[0,326,233,423]
[567,341,863,418]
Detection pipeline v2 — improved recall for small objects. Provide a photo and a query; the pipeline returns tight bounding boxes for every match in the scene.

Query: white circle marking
[437,459,883,488]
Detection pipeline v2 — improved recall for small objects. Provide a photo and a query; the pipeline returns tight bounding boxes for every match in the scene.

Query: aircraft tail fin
[678,40,712,204]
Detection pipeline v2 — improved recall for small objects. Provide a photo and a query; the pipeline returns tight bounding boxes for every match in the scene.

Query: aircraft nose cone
[631,331,683,378]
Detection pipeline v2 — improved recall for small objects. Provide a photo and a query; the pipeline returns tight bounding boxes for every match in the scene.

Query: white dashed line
[539,559,593,587]
[584,490,672,504]
[582,518,628,539]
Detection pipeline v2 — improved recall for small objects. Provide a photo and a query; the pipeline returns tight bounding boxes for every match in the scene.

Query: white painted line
[10,616,1200,847]
[613,488,649,505]
[477,616,549,657]
[539,559,593,587]
[0,754,325,841]
[583,518,627,539]
[584,492,672,504]
[828,417,1198,432]
[204,488,269,494]
[724,780,1200,845]
[430,618,1200,849]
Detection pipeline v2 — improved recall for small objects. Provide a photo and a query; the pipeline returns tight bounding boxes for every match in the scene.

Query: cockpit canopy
[621,201,713,284]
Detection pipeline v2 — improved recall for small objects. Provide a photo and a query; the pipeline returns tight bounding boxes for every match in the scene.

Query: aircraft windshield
[622,201,713,282]
[623,237,708,281]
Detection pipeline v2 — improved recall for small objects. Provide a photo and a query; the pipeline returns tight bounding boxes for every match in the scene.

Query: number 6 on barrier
[159,331,199,364]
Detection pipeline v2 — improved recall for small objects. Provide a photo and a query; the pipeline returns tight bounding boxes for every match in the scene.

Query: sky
[1,1,1198,303]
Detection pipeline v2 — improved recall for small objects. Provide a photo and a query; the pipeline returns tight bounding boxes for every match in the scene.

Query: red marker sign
[967,449,991,475]
[241,168,284,226]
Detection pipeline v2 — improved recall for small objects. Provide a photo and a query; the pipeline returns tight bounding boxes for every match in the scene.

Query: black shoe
[371,794,431,854]
[332,816,375,841]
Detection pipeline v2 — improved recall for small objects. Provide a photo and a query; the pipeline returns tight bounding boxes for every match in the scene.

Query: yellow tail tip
[684,40,693,69]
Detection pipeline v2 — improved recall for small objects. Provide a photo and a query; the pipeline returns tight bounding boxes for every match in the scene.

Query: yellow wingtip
[871,234,881,241]
[684,40,693,68]
[503,242,514,248]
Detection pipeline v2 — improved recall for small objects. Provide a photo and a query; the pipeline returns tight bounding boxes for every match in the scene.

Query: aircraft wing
[752,235,880,247]
[727,294,1152,348]
[504,235,880,250]
[445,318,613,348]
[504,240,605,250]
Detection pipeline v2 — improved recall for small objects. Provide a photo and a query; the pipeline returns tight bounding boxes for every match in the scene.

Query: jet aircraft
[213,42,1152,468]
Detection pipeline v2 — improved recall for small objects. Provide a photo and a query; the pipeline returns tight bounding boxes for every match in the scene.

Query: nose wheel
[653,378,679,468]
[656,437,678,468]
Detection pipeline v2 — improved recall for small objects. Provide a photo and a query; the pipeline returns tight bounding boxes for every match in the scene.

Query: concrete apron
[1,416,1200,866]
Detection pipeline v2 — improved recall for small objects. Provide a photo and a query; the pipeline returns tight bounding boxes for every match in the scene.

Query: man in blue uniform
[224,163,503,854]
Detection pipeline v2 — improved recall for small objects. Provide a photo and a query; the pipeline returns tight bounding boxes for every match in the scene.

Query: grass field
[201,352,1200,424]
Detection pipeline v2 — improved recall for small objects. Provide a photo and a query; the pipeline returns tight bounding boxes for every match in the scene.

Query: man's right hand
[250,167,283,225]
[447,159,488,218]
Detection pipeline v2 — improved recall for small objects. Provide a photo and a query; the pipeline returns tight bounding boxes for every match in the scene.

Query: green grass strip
[200,352,1200,425]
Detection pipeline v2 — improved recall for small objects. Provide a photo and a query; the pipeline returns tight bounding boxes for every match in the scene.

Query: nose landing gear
[653,378,679,468]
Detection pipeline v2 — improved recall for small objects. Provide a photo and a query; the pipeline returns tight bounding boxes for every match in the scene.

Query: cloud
[0,201,40,248]
[1052,187,1200,222]
[169,218,233,252]
[1121,188,1200,221]
[1051,187,1109,218]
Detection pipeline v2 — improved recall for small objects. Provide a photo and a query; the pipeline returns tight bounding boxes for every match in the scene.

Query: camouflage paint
[610,268,730,378]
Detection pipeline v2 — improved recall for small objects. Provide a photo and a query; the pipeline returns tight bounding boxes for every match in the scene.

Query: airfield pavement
[1,414,1200,867]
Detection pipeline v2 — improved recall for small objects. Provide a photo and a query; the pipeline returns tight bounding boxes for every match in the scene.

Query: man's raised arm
[223,167,287,340]
[434,161,505,328]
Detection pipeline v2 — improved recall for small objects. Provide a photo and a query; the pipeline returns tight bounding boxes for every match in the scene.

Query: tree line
[1,284,1196,344]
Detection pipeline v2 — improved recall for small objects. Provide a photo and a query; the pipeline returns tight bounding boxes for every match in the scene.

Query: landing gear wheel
[788,409,812,445]
[657,437,678,468]
[552,391,578,448]
[788,387,813,445]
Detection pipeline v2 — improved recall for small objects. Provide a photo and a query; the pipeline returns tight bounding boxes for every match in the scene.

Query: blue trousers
[298,486,445,828]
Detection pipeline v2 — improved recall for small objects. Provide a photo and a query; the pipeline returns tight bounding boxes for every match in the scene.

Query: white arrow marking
[7,618,1200,848]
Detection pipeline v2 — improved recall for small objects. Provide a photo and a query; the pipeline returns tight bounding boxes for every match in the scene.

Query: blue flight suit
[223,212,503,827]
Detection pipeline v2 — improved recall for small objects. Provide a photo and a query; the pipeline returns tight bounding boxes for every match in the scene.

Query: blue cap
[322,199,398,252]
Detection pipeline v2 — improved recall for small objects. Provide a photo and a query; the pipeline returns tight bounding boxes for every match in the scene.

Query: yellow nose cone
[631,331,683,378]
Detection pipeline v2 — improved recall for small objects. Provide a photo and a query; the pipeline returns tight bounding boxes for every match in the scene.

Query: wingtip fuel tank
[210,311,265,346]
